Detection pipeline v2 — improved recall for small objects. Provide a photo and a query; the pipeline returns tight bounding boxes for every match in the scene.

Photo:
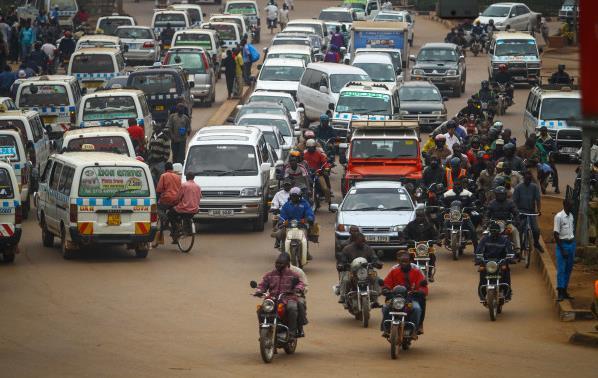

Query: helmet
[467,98,474,105]
[34,41,42,48]
[289,149,301,158]
[481,80,489,88]
[304,130,315,139]
[503,142,515,151]
[320,114,329,123]
[493,176,506,188]
[498,64,507,72]
[306,139,317,148]
[493,121,503,129]
[488,19,494,25]
[450,157,461,168]
[350,257,368,271]
[435,134,446,142]
[290,187,302,196]
[494,185,507,200]
[18,70,26,78]
[489,221,501,235]
[475,20,481,25]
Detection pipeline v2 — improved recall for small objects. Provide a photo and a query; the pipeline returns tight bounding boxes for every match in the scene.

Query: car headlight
[486,261,498,274]
[399,110,409,115]
[412,69,424,75]
[432,110,442,115]
[450,209,461,222]
[356,267,368,281]
[392,297,406,310]
[262,298,275,313]
[527,63,541,68]
[240,187,262,197]
[446,69,457,76]
[390,225,405,232]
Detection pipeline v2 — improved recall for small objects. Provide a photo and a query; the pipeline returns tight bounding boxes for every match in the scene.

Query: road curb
[205,82,253,126]
[569,330,598,348]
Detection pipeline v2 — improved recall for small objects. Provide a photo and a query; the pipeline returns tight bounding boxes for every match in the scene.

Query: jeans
[243,61,252,83]
[285,300,299,334]
[520,214,541,246]
[556,240,576,289]
[381,299,422,332]
[20,43,31,61]
[297,296,307,333]
[171,141,186,164]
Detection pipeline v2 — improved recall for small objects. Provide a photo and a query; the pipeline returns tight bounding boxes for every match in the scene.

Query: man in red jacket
[303,139,332,209]
[381,252,428,336]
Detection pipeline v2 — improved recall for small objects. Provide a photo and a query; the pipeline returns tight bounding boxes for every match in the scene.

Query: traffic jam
[0,0,590,367]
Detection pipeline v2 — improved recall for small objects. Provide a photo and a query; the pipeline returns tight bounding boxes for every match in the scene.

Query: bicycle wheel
[177,232,195,253]
[525,228,533,269]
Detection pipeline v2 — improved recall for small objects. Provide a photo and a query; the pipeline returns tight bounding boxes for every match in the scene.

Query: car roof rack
[351,120,419,129]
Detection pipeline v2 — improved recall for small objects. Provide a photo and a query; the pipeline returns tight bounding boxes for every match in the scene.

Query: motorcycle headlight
[262,299,275,313]
[416,243,429,257]
[356,267,368,281]
[446,69,457,76]
[290,219,299,228]
[486,261,499,274]
[392,297,406,310]
[412,69,424,75]
[240,187,262,197]
[450,209,461,222]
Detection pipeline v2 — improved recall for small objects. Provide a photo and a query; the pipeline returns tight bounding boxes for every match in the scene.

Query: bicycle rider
[168,172,201,243]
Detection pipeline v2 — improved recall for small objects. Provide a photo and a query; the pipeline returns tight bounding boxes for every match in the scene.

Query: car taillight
[69,110,76,124]
[150,204,157,223]
[200,53,210,69]
[143,41,155,48]
[14,205,22,225]
[70,204,78,223]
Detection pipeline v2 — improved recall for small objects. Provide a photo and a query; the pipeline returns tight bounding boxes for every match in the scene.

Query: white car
[373,10,414,47]
[318,7,356,30]
[115,26,160,65]
[244,124,288,163]
[264,45,315,66]
[287,19,329,47]
[475,2,540,31]
[351,53,401,87]
[255,58,306,99]
[247,91,305,128]
[236,113,297,150]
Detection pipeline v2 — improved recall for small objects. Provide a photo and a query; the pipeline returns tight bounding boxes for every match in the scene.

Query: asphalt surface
[0,1,594,376]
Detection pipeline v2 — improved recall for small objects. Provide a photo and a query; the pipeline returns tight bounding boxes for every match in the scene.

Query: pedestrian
[241,39,258,84]
[554,200,575,302]
[233,46,244,95]
[147,124,171,184]
[19,20,34,62]
[0,17,10,45]
[41,37,56,74]
[0,36,8,70]
[0,64,17,97]
[9,24,19,63]
[512,170,544,252]
[167,103,191,164]
[222,49,236,99]
[279,3,289,30]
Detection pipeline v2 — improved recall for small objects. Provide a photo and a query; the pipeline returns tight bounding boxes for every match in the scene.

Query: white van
[183,126,278,231]
[169,4,205,27]
[202,22,241,50]
[297,63,370,121]
[77,89,153,140]
[489,31,541,85]
[96,15,136,36]
[210,14,250,41]
[152,10,191,37]
[0,130,31,217]
[265,45,315,66]
[0,162,22,263]
[35,152,157,259]
[67,48,126,93]
[287,19,329,47]
[172,29,223,72]
[14,75,82,140]
[351,53,401,87]
[61,127,136,157]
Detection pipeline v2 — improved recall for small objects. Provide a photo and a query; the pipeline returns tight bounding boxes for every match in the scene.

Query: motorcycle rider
[477,159,496,204]
[458,98,483,119]
[314,114,336,143]
[444,157,467,190]
[538,126,560,194]
[303,139,332,210]
[477,80,497,109]
[445,143,471,170]
[443,180,478,250]
[284,156,310,192]
[475,221,513,300]
[498,162,523,196]
[382,251,427,335]
[549,64,572,85]
[471,20,485,44]
[486,186,521,256]
[160,23,175,49]
[265,0,279,33]
[427,134,452,162]
[401,206,439,282]
[336,232,383,305]
[493,64,514,103]
[423,155,445,188]
[276,187,315,257]
[499,143,525,172]
[254,253,306,339]
[271,179,293,248]
[445,28,458,44]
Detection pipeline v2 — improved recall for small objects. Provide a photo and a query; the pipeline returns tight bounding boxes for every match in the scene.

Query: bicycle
[154,209,197,253]
[519,213,538,269]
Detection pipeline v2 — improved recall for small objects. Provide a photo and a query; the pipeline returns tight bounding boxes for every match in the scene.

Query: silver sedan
[116,26,160,65]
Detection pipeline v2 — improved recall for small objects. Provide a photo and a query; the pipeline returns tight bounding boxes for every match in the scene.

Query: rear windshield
[267,52,310,65]
[290,23,323,37]
[79,166,150,197]
[237,117,291,136]
[165,52,206,74]
[50,0,77,12]
[186,9,202,24]
[18,84,69,107]
[0,135,20,162]
[71,54,115,74]
[129,73,179,95]
[174,33,213,50]
[319,10,353,23]
[66,136,130,156]
[116,27,153,39]
[272,38,310,47]
[226,3,257,15]
[211,17,243,31]
[83,96,138,121]
[99,18,133,36]
[0,120,26,138]
[210,24,237,40]
[249,95,295,111]
[154,13,187,27]
[0,168,14,198]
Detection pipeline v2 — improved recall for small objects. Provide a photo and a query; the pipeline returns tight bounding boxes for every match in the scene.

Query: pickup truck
[347,21,410,68]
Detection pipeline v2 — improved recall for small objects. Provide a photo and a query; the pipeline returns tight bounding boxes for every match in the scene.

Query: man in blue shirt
[0,65,17,96]
[275,187,315,251]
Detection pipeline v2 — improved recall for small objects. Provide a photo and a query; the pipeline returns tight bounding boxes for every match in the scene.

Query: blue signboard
[353,30,404,49]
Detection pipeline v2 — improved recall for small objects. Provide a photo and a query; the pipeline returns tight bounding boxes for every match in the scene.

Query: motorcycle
[408,240,438,282]
[250,280,300,363]
[470,34,483,56]
[464,114,478,136]
[493,83,512,115]
[336,257,381,328]
[383,285,418,359]
[475,257,512,321]
[280,219,309,268]
[443,200,473,260]
[309,163,330,212]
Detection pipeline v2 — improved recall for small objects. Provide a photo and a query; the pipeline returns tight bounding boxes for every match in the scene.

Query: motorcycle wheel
[487,290,498,321]
[361,296,370,328]
[497,303,503,314]
[283,338,297,354]
[290,245,301,268]
[259,328,275,363]
[401,339,411,351]
[450,235,459,261]
[525,228,533,269]
[389,325,399,359]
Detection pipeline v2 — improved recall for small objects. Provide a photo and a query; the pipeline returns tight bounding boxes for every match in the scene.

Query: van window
[336,91,392,115]
[58,166,74,196]
[19,84,69,107]
[115,54,125,71]
[83,96,137,121]
[139,96,150,117]
[79,166,150,197]
[259,137,269,163]
[66,136,130,155]
[0,168,14,198]
[40,160,53,183]
[185,145,258,176]
[0,120,26,139]
[525,92,535,113]
[71,81,81,103]
[210,23,237,41]
[539,98,581,120]
[174,33,213,50]
[494,39,537,57]
[154,13,187,27]
[532,96,541,117]
[71,54,116,74]
[164,52,206,74]
[0,135,21,161]
[330,73,370,93]
[31,117,44,142]
[129,72,179,95]
[49,162,63,191]
[211,17,243,32]
[226,2,258,15]
[98,18,133,35]
[186,8,202,25]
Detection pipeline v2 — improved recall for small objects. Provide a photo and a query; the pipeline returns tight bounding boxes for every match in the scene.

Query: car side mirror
[294,130,301,136]
[262,47,268,52]
[329,203,339,212]
[291,120,297,125]
[189,81,195,88]
[250,280,258,288]
[260,162,271,171]
[459,55,465,61]
[319,85,328,94]
[409,54,416,61]
[257,64,263,70]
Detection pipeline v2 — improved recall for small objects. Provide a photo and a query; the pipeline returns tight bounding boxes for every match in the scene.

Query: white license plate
[514,76,525,80]
[560,147,578,153]
[208,209,234,216]
[365,235,389,242]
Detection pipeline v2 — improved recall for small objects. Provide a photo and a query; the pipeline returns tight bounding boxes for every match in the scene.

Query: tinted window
[58,166,74,195]
[336,91,392,115]
[66,136,130,155]
[342,188,413,211]
[71,54,115,74]
[99,18,133,35]
[259,65,305,81]
[154,13,187,27]
[129,72,180,95]
[209,24,237,40]
[319,10,353,22]
[19,84,70,107]
[237,118,291,136]
[49,162,63,190]
[399,86,442,101]
[417,48,458,62]
[0,168,14,198]
[164,52,206,74]
[353,62,395,82]
[226,2,258,15]
[116,27,153,39]
[330,73,370,93]
[540,98,581,120]
[83,96,137,121]
[31,117,44,142]
[249,95,296,111]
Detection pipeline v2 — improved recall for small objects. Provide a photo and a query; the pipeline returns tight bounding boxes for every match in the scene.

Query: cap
[495,138,505,145]
[290,187,302,195]
[306,139,317,148]
[172,163,183,174]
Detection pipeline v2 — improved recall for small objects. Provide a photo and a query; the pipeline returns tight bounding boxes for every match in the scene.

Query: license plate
[365,235,389,242]
[155,105,165,111]
[514,76,525,80]
[84,81,102,88]
[560,147,578,153]
[163,44,171,49]
[209,209,234,216]
[42,116,56,124]
[107,213,121,226]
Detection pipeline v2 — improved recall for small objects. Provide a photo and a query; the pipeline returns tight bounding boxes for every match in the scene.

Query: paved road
[0,1,593,376]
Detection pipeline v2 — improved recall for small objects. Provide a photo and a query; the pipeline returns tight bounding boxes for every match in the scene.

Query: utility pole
[576,123,598,246]
[573,0,579,44]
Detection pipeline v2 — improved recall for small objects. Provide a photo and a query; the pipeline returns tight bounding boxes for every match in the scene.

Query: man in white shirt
[443,122,460,153]
[264,1,279,33]
[553,199,575,302]
[271,179,292,248]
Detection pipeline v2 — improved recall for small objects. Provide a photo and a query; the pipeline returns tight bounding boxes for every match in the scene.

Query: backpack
[248,44,260,63]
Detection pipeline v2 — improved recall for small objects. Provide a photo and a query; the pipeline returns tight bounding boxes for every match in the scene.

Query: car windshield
[342,188,413,211]
[375,14,403,21]
[319,10,353,22]
[226,3,257,15]
[0,135,20,162]
[351,138,418,158]
[174,33,212,50]
[399,86,441,101]
[165,52,206,74]
[79,166,150,197]
[267,53,310,65]
[18,84,69,107]
[330,73,370,93]
[154,13,187,27]
[238,117,291,136]
[116,27,153,39]
[50,0,77,12]
[481,5,510,17]
[99,18,133,36]
[259,66,305,81]
[186,145,258,176]
[71,54,115,73]
[494,40,538,57]
[0,168,14,199]
[417,48,458,62]
[540,98,581,120]
[336,91,392,115]
[249,95,296,111]
[353,62,395,82]
[129,73,179,95]
[83,96,137,121]
[66,136,130,156]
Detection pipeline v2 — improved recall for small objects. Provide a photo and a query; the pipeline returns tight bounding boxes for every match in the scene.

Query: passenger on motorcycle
[549,64,572,85]
[516,135,547,173]
[477,80,497,106]
[254,253,306,339]
[284,156,311,192]
[288,261,308,337]
[275,187,315,251]
[423,156,445,187]
[428,134,452,162]
[497,162,523,194]
[445,143,471,170]
[442,180,478,250]
[167,172,201,243]
[444,157,467,190]
[486,186,520,255]
[477,159,496,204]
[381,252,427,336]
[303,139,332,209]
[492,138,505,161]
[458,98,483,119]
[271,179,293,213]
[401,206,439,281]
[493,64,514,102]
[336,232,383,304]
[475,222,513,300]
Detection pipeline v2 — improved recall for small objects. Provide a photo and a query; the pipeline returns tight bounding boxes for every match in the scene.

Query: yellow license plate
[84,81,102,88]
[107,213,121,226]
[164,44,171,49]
[155,105,165,111]
[42,116,56,124]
